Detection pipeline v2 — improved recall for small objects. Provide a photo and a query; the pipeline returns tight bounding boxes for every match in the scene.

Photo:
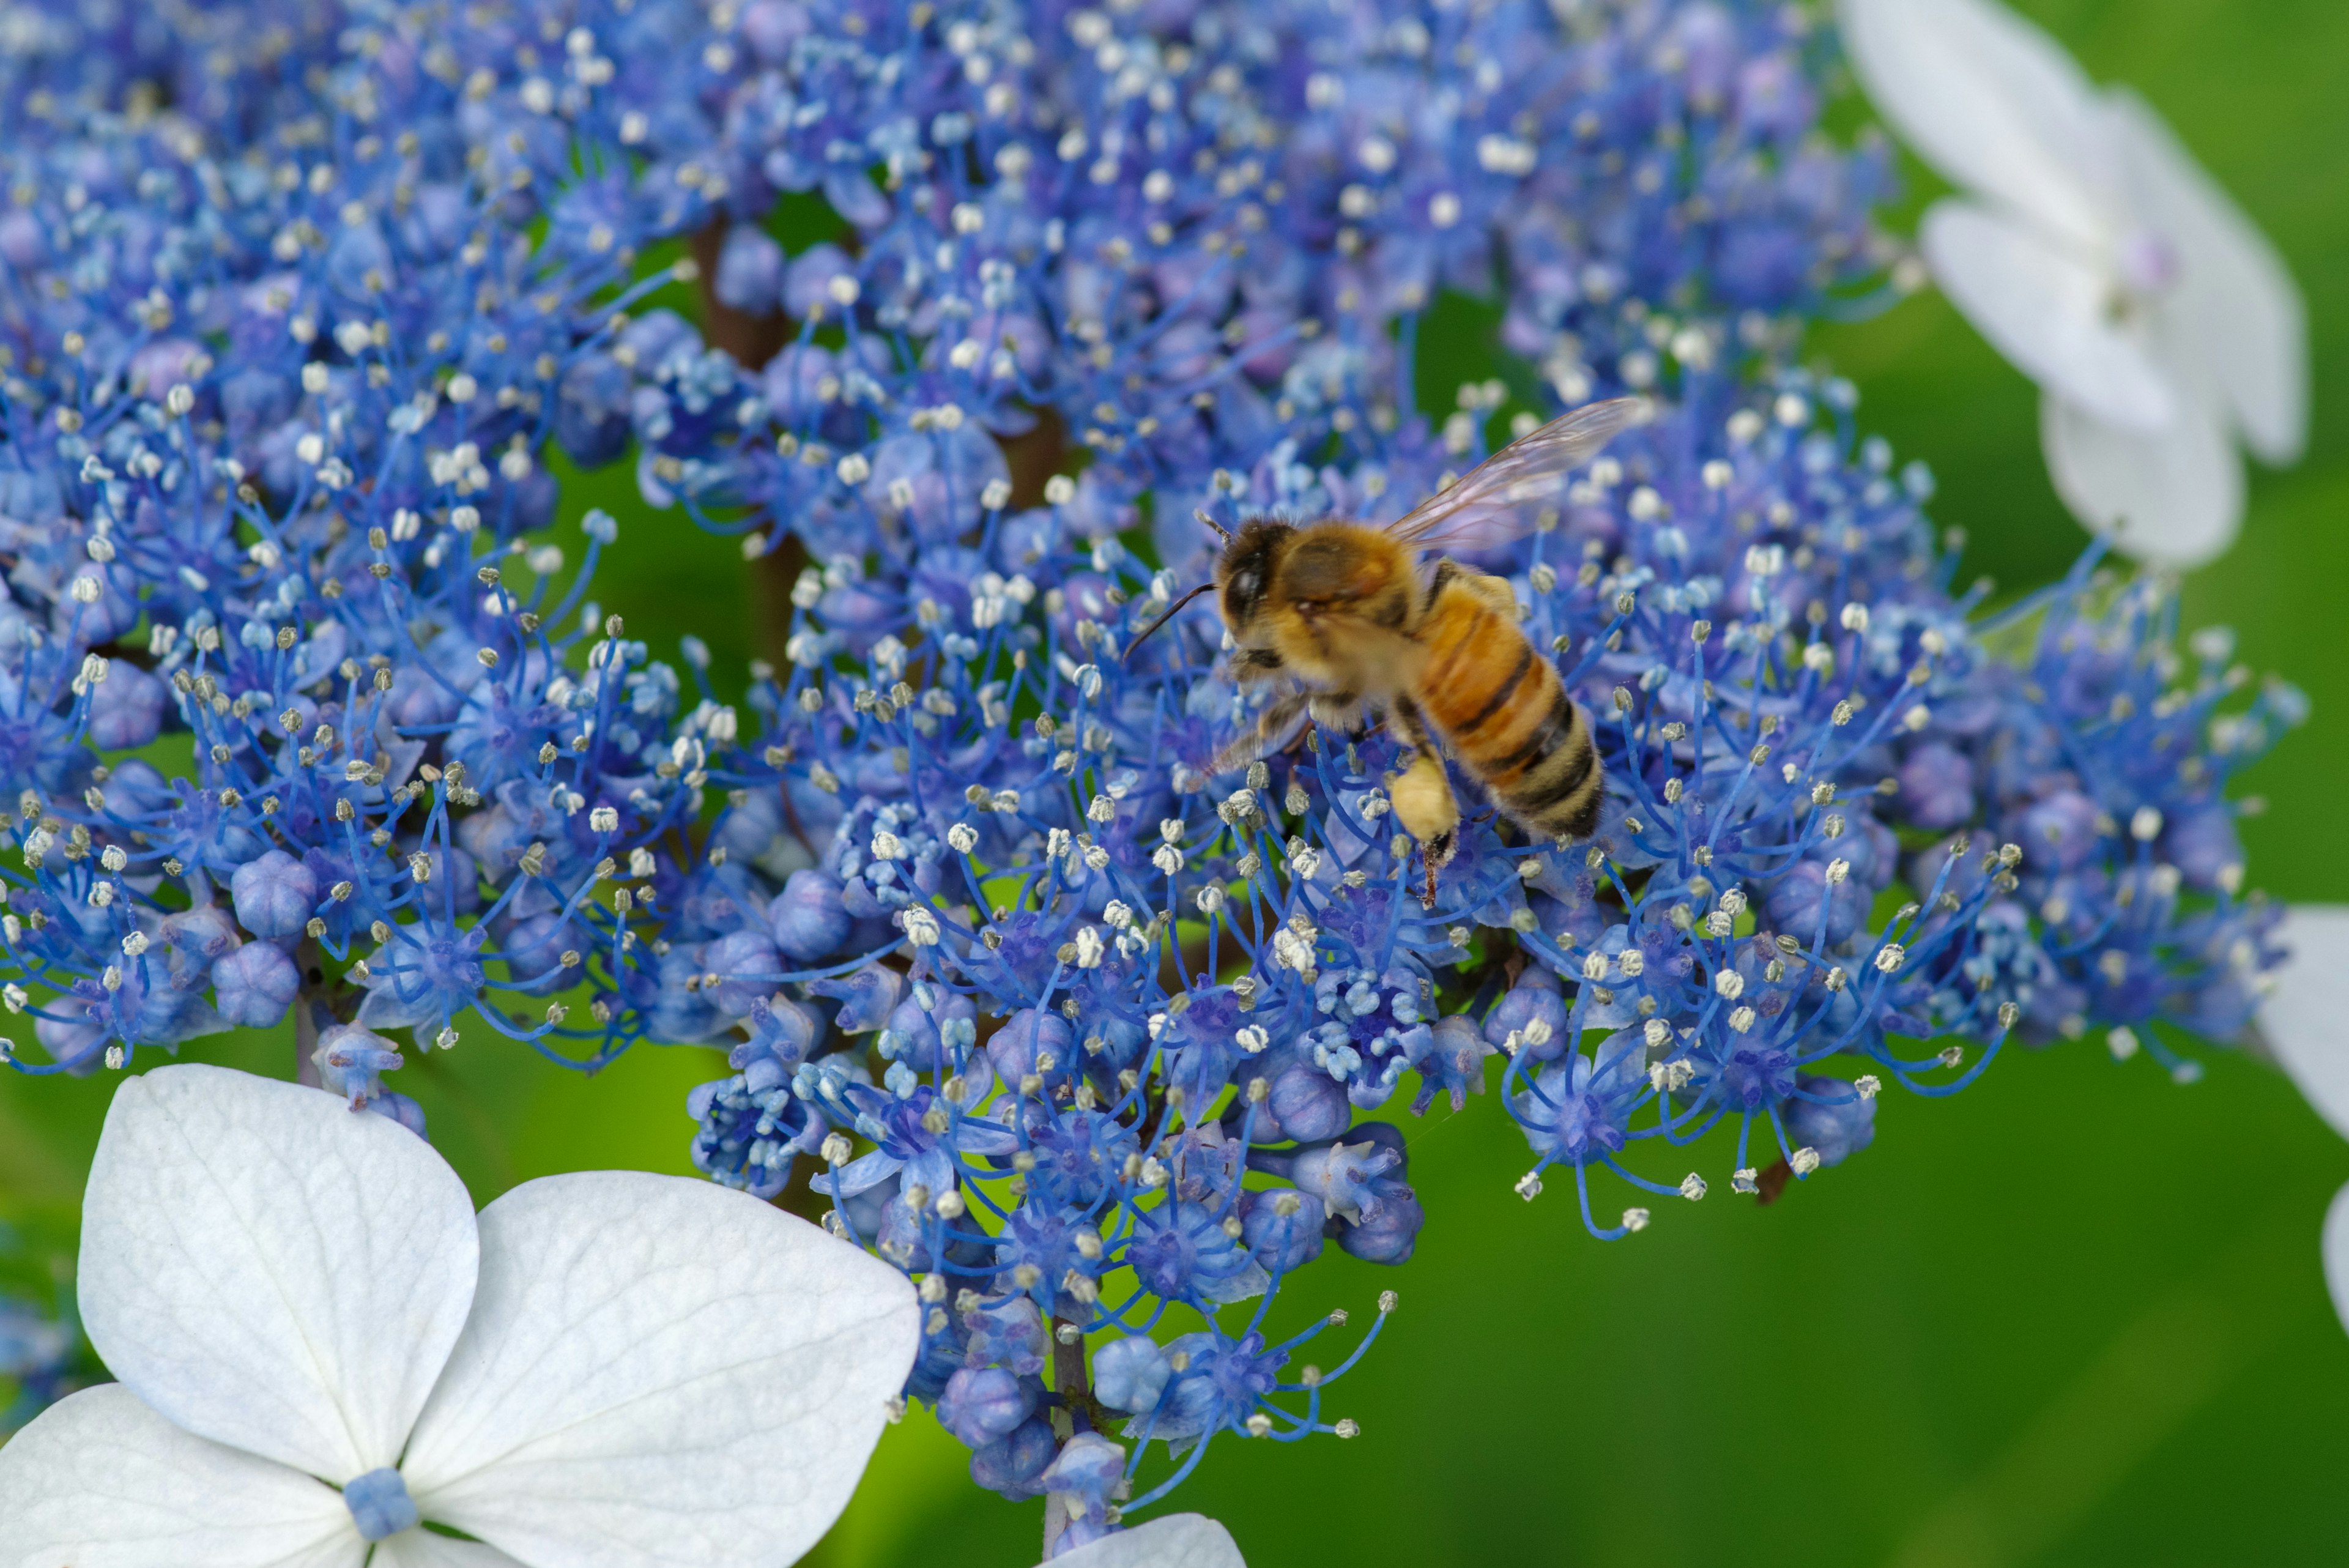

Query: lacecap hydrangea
[0,0,2301,1550]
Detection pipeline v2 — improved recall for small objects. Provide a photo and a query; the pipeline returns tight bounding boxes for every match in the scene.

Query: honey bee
[1131,399,1644,888]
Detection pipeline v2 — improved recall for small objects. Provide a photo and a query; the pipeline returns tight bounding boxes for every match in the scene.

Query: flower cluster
[0,0,2298,1551]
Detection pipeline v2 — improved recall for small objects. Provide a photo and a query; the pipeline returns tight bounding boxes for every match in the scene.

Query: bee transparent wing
[1386,398,1647,555]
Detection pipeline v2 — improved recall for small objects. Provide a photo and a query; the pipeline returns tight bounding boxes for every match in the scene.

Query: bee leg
[1416,825,1463,908]
[1308,692,1369,740]
[1212,691,1311,775]
[1390,751,1459,866]
[1385,694,1460,896]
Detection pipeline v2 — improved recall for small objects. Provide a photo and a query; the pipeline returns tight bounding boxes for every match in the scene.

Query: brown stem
[292,938,327,1087]
[1754,1157,1792,1205]
[1043,1313,1091,1556]
[1000,404,1069,511]
[747,532,810,667]
[689,219,794,371]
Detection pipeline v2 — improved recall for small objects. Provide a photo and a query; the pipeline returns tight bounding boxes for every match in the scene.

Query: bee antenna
[1121,581,1215,662]
[1193,507,1232,543]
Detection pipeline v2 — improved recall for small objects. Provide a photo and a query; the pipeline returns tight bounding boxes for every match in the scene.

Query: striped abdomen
[1412,579,1602,841]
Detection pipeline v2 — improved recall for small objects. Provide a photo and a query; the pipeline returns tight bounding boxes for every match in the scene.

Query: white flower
[1842,0,2307,565]
[2255,906,2349,1334]
[2266,906,2349,1138]
[1042,1514,1245,1567]
[0,1065,918,1566]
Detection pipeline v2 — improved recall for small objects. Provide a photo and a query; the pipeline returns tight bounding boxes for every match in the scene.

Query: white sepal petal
[1921,200,2175,431]
[2262,905,2349,1140]
[0,1384,365,1568]
[2325,1183,2349,1337]
[1045,1515,1248,1568]
[77,1065,480,1482]
[1839,0,2117,248]
[401,1172,921,1568]
[2108,88,2309,464]
[2040,390,2242,568]
[369,1531,534,1568]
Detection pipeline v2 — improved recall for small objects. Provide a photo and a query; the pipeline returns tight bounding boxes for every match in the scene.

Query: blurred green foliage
[3,1,2344,1561]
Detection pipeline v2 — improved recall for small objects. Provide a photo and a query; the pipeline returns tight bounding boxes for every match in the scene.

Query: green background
[5,1,2346,1562]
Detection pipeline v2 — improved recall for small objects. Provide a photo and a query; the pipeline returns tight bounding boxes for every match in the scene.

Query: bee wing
[1385,398,1648,555]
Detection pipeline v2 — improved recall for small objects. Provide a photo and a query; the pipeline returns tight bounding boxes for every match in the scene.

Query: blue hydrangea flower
[0,2,2303,1547]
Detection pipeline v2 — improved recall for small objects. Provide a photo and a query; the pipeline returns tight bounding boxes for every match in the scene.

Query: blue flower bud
[1414,1015,1494,1114]
[1335,1183,1423,1265]
[968,1414,1057,1501]
[1039,1431,1126,1538]
[34,1011,106,1075]
[365,1091,429,1140]
[498,912,584,987]
[2161,806,2243,894]
[809,963,903,1033]
[1238,1186,1326,1274]
[988,1008,1074,1092]
[703,929,782,1017]
[761,343,838,422]
[229,850,317,940]
[1482,970,1568,1061]
[877,989,976,1072]
[1090,1334,1171,1414]
[733,995,823,1088]
[1764,859,1872,949]
[741,0,811,64]
[1897,741,1978,830]
[212,940,300,1029]
[555,353,633,467]
[159,904,241,965]
[83,660,167,749]
[313,1023,403,1110]
[1264,1062,1351,1143]
[768,869,852,960]
[713,226,785,314]
[938,1365,1036,1447]
[963,1294,1048,1377]
[1285,1132,1404,1223]
[1784,1074,1877,1167]
[2017,789,2104,872]
[783,243,856,319]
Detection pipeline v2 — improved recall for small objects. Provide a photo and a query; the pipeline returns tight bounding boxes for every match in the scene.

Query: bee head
[1122,515,1288,664]
[1217,519,1291,630]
